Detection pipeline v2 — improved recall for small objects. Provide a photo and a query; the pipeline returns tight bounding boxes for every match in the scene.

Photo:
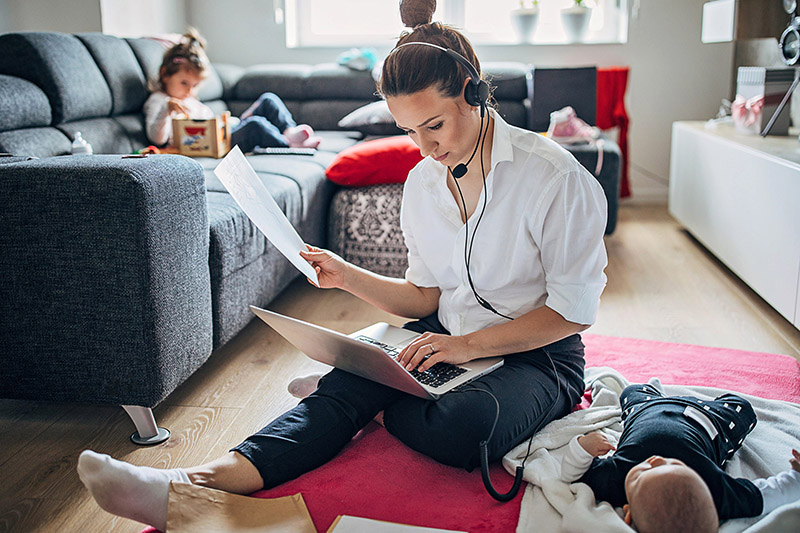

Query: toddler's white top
[400,109,608,336]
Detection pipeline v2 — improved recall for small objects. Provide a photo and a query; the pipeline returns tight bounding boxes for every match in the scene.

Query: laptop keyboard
[355,335,468,388]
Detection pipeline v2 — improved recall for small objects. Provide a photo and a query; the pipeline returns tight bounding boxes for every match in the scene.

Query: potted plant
[511,1,540,44]
[561,0,593,43]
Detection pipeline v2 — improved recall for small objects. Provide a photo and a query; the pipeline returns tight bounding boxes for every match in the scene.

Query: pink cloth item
[546,106,600,143]
[732,94,765,128]
[547,106,604,175]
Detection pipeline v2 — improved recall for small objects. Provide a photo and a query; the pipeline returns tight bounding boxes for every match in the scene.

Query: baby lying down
[561,383,800,532]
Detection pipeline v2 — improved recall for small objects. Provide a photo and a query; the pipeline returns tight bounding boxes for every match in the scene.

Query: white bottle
[71,132,93,155]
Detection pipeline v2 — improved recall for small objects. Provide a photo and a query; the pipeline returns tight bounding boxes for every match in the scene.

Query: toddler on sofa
[144,28,320,152]
[561,382,800,532]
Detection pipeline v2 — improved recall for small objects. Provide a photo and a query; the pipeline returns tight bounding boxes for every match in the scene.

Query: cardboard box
[173,111,231,158]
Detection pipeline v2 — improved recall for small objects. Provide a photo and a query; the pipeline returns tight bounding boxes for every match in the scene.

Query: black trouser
[233,314,586,489]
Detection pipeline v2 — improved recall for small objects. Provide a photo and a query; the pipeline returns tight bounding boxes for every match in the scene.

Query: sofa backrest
[226,62,531,132]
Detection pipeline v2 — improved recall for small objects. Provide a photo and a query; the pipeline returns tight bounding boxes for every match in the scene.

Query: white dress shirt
[400,109,608,336]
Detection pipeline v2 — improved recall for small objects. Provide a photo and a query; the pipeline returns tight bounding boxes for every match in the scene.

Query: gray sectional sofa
[0,31,620,443]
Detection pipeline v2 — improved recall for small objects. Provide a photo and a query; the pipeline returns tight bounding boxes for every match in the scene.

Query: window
[284,0,628,48]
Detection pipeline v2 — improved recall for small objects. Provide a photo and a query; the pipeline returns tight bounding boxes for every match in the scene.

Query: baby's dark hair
[378,0,492,106]
[629,467,718,533]
[155,27,210,92]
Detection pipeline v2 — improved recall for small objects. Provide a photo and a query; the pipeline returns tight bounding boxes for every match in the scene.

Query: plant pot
[561,6,592,42]
[511,7,540,43]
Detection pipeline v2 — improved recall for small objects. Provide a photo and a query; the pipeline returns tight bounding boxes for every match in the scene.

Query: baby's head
[156,28,210,99]
[623,455,718,533]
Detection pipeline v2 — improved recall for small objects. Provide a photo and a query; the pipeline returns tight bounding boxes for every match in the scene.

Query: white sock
[754,469,800,515]
[77,449,190,531]
[288,373,323,399]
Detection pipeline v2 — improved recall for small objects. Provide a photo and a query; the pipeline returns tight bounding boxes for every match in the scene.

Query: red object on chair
[596,67,630,198]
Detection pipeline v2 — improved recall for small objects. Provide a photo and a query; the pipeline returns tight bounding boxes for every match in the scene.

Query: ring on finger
[426,343,436,355]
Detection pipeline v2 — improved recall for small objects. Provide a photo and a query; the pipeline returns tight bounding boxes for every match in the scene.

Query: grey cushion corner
[0,75,52,131]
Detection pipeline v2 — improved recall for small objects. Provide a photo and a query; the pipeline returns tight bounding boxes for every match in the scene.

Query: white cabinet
[669,121,800,329]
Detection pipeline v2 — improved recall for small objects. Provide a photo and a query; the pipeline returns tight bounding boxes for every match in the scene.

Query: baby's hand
[578,432,616,457]
[167,98,189,116]
[791,449,800,472]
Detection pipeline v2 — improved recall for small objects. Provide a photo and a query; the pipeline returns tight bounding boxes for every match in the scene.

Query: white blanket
[504,367,800,533]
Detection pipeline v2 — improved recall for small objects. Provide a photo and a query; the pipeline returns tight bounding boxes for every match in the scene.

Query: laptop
[249,305,504,400]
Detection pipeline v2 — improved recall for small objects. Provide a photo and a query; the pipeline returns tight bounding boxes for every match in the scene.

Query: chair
[528,66,597,131]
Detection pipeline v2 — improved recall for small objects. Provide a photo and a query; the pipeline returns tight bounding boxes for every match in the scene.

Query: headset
[392,41,490,115]
[389,40,562,503]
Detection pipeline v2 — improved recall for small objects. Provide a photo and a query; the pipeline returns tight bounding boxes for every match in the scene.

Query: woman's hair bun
[399,0,436,28]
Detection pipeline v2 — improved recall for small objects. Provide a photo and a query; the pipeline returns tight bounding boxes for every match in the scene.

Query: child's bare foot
[300,136,321,149]
[284,125,320,149]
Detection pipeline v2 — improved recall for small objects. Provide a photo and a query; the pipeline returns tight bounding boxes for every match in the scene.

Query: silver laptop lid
[249,306,503,399]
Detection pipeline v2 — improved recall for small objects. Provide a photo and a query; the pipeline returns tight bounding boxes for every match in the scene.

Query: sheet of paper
[327,515,467,533]
[214,146,318,285]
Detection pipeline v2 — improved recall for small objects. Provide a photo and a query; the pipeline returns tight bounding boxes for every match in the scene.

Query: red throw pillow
[325,136,423,186]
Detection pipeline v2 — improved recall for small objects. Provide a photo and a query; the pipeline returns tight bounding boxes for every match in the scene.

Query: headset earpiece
[464,79,490,115]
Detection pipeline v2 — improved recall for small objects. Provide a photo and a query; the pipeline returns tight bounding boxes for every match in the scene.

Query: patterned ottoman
[327,183,408,277]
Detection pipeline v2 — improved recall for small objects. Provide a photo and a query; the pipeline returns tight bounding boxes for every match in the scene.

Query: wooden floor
[2,205,799,532]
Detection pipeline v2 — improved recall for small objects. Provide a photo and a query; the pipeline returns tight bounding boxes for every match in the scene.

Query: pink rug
[143,335,800,532]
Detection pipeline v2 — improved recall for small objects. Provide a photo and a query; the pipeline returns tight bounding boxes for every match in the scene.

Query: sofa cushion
[305,63,379,100]
[325,136,422,186]
[57,118,138,155]
[0,32,113,124]
[234,64,313,103]
[337,100,404,137]
[0,75,51,132]
[76,33,149,115]
[125,37,169,89]
[0,128,71,158]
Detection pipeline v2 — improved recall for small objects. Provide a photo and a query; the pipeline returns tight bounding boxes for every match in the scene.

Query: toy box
[173,111,231,158]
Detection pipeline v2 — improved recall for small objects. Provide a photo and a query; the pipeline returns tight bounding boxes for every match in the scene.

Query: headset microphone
[451,163,468,179]
[451,123,482,179]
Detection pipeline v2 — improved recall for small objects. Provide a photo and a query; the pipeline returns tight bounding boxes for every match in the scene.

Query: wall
[100,0,187,38]
[1,0,735,204]
[0,0,102,33]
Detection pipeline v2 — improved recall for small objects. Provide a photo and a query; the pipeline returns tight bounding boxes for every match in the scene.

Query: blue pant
[232,313,586,489]
[230,92,297,152]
